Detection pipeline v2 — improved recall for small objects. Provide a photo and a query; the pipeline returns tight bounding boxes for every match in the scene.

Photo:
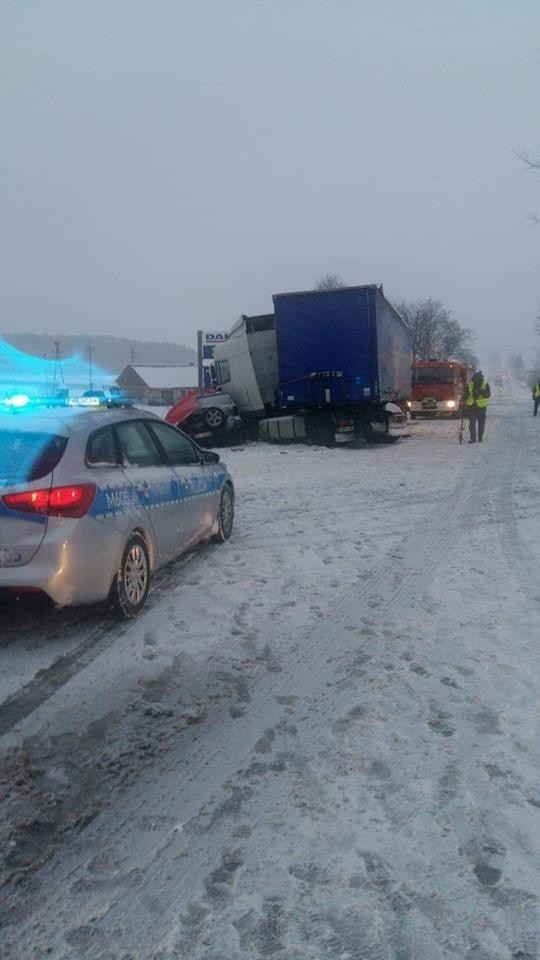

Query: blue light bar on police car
[4,394,31,408]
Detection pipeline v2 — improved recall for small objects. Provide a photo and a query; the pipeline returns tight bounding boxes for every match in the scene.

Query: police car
[0,401,235,617]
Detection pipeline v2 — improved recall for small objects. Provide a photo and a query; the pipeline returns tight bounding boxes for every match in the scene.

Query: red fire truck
[407,360,470,419]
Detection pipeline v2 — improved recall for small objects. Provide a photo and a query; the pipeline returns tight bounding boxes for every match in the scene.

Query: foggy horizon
[2,1,539,367]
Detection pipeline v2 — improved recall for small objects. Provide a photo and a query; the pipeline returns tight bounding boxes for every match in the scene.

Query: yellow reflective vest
[534,384,540,398]
[466,380,490,409]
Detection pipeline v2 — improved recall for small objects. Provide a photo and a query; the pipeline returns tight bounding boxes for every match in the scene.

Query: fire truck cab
[408,360,470,419]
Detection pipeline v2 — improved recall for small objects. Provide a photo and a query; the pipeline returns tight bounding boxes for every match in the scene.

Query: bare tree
[456,345,479,369]
[438,316,476,361]
[395,298,446,360]
[314,273,346,291]
[515,147,540,224]
[514,149,540,171]
[395,298,476,364]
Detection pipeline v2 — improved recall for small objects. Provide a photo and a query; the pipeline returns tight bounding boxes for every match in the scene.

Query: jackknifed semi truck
[211,284,413,446]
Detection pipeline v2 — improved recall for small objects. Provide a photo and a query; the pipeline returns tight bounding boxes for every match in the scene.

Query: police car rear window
[86,427,119,466]
[0,430,68,486]
[115,421,162,467]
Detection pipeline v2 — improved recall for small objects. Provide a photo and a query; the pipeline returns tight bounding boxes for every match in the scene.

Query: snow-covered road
[1,398,539,959]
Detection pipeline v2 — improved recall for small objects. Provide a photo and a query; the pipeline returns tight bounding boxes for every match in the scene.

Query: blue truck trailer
[212,284,412,445]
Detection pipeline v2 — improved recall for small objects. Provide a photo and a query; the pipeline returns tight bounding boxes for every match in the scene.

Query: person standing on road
[532,381,540,417]
[464,369,491,443]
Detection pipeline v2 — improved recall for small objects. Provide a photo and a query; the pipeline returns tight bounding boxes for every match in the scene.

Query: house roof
[130,365,199,389]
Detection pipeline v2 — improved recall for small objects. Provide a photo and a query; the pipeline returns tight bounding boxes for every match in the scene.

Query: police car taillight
[2,484,96,518]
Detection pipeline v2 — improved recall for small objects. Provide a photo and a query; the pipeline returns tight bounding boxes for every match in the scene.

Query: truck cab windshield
[412,368,454,384]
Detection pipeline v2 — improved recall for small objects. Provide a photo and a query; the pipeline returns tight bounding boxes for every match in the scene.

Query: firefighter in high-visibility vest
[464,370,491,443]
[532,381,540,417]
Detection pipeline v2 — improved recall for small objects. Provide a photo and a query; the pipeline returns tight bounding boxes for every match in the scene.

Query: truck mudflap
[304,412,355,446]
[333,418,355,443]
[357,403,411,442]
[385,402,411,438]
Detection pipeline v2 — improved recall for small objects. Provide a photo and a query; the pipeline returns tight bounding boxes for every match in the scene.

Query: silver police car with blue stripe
[0,406,235,616]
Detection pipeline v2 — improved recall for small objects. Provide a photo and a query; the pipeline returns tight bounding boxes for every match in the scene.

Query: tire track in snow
[0,543,215,737]
[492,411,540,604]
[335,415,508,623]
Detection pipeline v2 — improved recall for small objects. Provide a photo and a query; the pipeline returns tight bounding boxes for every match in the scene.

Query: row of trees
[394,298,477,366]
[314,274,478,365]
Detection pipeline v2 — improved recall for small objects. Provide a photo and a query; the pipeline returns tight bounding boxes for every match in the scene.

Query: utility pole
[86,343,94,390]
[53,341,64,390]
[130,348,136,365]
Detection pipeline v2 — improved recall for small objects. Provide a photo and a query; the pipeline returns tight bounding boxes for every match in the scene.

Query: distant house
[116,364,199,405]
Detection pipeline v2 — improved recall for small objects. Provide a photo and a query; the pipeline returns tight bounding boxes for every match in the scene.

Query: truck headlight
[446,400,456,409]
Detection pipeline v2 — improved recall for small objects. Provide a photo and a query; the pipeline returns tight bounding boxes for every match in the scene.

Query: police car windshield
[0,430,68,486]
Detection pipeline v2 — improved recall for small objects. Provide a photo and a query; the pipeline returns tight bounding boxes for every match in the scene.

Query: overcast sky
[1,0,539,365]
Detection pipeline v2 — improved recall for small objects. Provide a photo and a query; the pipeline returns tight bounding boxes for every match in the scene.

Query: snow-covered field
[0,396,539,959]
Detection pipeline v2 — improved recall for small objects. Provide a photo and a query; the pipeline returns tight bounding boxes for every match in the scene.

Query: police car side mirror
[201,450,220,464]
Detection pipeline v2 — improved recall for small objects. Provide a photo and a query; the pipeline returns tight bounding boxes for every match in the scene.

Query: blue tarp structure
[0,337,115,398]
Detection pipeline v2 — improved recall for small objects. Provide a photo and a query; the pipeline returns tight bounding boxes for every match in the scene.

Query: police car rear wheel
[112,534,150,618]
[216,487,234,542]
